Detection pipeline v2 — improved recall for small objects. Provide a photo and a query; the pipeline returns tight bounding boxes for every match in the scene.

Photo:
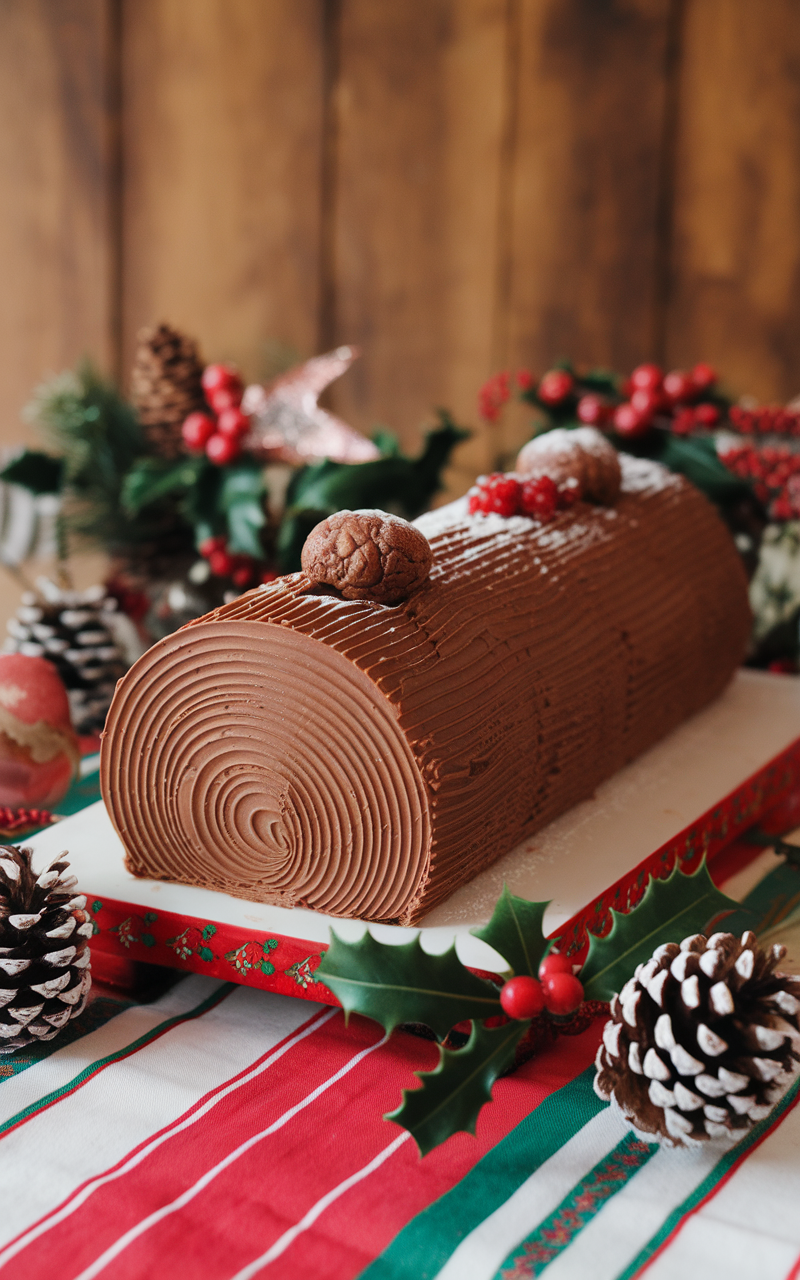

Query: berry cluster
[611,362,719,439]
[0,807,56,836]
[499,952,585,1021]
[478,370,534,422]
[182,364,251,465]
[199,535,276,589]
[467,472,578,520]
[718,442,800,521]
[729,405,800,437]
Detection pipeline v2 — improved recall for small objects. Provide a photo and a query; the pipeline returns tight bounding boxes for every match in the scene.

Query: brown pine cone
[516,427,621,505]
[130,323,206,459]
[595,930,800,1145]
[0,845,92,1052]
[301,510,433,605]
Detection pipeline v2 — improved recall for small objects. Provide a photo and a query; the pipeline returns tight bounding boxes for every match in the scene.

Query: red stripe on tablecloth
[100,1020,602,1280]
[785,1253,800,1280]
[0,1005,337,1279]
[14,1012,600,1280]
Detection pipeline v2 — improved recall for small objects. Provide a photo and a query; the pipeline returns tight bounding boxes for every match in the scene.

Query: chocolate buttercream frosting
[100,456,751,924]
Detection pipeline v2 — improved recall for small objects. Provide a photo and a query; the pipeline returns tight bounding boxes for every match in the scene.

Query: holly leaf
[316,931,502,1040]
[385,1018,528,1156]
[122,456,205,514]
[581,858,751,1002]
[218,460,266,556]
[657,433,751,504]
[0,449,65,495]
[470,886,549,978]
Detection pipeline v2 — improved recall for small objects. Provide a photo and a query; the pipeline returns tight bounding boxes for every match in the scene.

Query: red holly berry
[208,385,242,415]
[217,407,250,438]
[181,412,216,452]
[630,363,663,391]
[630,387,664,418]
[576,393,610,426]
[671,407,696,435]
[691,362,717,391]
[663,370,695,404]
[613,402,651,438]
[232,564,256,589]
[542,971,584,1016]
[208,547,235,577]
[538,370,575,405]
[206,433,241,465]
[201,363,241,395]
[538,952,574,981]
[694,402,720,427]
[557,479,581,509]
[500,975,545,1020]
[199,535,227,559]
[520,475,559,520]
[478,372,511,422]
[467,473,522,517]
[516,369,534,390]
[261,570,278,585]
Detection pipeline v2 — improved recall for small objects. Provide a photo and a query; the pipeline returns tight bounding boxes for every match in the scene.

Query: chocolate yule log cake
[100,430,751,925]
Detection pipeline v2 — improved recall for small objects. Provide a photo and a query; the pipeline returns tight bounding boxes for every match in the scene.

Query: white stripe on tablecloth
[71,1031,390,1280]
[646,1096,800,1280]
[0,973,221,1130]
[230,1132,412,1279]
[433,1107,625,1280]
[0,1004,336,1270]
[541,1133,724,1280]
[0,980,322,1250]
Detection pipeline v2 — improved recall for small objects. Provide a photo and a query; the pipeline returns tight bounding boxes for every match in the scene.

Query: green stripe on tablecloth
[0,995,133,1085]
[492,1131,657,1279]
[614,1074,800,1280]
[0,982,235,1140]
[360,1067,605,1280]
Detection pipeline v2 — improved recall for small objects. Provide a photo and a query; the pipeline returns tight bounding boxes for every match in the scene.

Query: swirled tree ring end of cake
[100,618,431,921]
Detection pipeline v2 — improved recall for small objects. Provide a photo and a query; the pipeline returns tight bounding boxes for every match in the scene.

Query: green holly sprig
[316,859,747,1156]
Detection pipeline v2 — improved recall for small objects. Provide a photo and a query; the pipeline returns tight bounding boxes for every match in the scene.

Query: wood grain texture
[498,0,674,454]
[328,0,509,483]
[121,0,326,388]
[0,0,115,449]
[664,0,800,401]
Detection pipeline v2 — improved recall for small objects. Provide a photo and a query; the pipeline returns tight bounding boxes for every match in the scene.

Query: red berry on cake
[216,407,250,439]
[467,474,522,517]
[206,433,241,465]
[500,975,545,1020]
[613,402,651,437]
[538,951,574,981]
[663,370,695,404]
[691,362,717,391]
[537,370,574,405]
[671,408,696,435]
[576,394,610,426]
[630,363,663,391]
[520,475,558,520]
[542,971,584,1016]
[181,412,216,452]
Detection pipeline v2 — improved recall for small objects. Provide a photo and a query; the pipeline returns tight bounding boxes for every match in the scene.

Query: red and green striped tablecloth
[3,765,800,1279]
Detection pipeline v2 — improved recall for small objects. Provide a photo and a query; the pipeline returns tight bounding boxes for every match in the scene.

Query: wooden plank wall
[1,0,799,485]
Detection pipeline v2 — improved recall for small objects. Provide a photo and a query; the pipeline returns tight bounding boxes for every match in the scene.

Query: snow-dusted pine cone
[4,581,127,736]
[130,323,206,459]
[595,930,800,1146]
[0,845,92,1053]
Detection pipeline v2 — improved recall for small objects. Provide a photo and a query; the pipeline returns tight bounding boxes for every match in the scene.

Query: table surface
[4,676,800,1280]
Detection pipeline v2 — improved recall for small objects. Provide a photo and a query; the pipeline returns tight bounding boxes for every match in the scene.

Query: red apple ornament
[0,655,80,808]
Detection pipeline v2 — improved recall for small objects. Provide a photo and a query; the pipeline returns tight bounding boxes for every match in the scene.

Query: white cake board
[24,670,800,972]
